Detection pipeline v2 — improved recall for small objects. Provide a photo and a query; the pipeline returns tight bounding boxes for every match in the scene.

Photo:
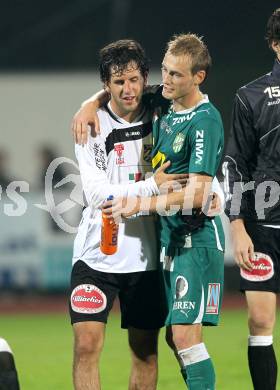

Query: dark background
[2,0,278,139]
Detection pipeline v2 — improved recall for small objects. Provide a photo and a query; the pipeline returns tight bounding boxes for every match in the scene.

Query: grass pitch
[1,310,280,389]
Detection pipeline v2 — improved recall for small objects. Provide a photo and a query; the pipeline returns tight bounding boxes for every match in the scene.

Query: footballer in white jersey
[73,102,159,273]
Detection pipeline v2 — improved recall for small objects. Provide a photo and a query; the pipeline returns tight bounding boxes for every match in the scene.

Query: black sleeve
[223,91,258,221]
[142,84,170,115]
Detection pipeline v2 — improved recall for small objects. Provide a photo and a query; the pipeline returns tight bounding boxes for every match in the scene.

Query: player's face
[106,62,147,119]
[161,53,204,107]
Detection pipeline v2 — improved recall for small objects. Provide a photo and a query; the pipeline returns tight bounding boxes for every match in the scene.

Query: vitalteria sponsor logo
[71,284,107,314]
[241,252,274,282]
[206,283,220,314]
[195,130,204,164]
[172,133,185,153]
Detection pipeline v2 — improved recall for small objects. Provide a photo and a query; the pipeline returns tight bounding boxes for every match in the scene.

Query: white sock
[178,342,210,366]
[248,335,273,347]
[0,338,12,353]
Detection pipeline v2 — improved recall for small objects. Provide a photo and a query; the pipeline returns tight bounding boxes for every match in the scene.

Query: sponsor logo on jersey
[71,284,107,314]
[240,252,274,282]
[129,173,143,182]
[173,133,185,153]
[114,143,125,165]
[93,143,106,171]
[143,144,153,162]
[175,275,189,299]
[206,283,220,314]
[195,130,204,164]
[267,98,280,106]
[125,131,141,137]
[172,112,196,125]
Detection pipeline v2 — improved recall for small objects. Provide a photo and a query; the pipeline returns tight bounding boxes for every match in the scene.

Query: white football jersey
[73,103,159,273]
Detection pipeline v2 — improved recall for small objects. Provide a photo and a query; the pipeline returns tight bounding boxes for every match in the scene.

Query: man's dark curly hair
[266,8,280,47]
[99,39,149,84]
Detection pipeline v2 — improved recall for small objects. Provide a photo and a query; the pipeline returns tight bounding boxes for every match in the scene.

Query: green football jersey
[151,95,225,252]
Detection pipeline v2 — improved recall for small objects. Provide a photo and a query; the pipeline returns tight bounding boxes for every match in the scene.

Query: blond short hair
[166,33,212,77]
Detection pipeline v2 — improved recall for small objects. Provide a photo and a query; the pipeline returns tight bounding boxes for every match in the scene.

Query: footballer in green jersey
[154,34,224,390]
[151,94,225,335]
[152,95,225,253]
[122,34,225,390]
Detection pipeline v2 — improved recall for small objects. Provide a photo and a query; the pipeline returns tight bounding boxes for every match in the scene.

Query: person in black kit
[223,9,280,390]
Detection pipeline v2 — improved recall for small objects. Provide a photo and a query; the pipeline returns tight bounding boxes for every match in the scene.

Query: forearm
[136,184,210,214]
[230,218,246,234]
[86,177,159,209]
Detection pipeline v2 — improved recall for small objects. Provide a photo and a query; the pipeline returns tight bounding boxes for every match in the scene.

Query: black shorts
[240,222,280,293]
[69,260,167,329]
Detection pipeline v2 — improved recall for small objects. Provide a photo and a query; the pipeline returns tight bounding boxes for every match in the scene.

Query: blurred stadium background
[1,1,279,388]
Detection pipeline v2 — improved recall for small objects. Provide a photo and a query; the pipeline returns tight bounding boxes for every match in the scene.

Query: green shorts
[160,247,224,326]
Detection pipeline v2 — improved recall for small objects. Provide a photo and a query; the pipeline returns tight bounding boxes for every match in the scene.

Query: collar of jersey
[170,94,209,115]
[107,101,146,124]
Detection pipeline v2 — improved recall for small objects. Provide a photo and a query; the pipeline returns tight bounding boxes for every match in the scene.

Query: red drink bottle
[100,195,119,255]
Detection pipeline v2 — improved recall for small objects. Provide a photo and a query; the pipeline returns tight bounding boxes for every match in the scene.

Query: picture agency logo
[35,157,84,234]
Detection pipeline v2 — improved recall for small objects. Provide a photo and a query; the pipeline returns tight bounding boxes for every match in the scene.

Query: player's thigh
[161,248,202,326]
[118,270,166,330]
[69,260,119,325]
[246,290,276,334]
[241,223,280,293]
[163,248,223,326]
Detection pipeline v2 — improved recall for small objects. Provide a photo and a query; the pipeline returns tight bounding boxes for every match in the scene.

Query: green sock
[181,358,215,390]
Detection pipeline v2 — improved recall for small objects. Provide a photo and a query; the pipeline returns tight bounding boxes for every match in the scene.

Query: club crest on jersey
[71,284,107,314]
[143,144,153,162]
[175,276,189,299]
[241,252,274,282]
[173,133,185,153]
[206,283,220,314]
[114,143,125,165]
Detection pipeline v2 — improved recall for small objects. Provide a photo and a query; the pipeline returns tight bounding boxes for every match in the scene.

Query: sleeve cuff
[147,176,160,195]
